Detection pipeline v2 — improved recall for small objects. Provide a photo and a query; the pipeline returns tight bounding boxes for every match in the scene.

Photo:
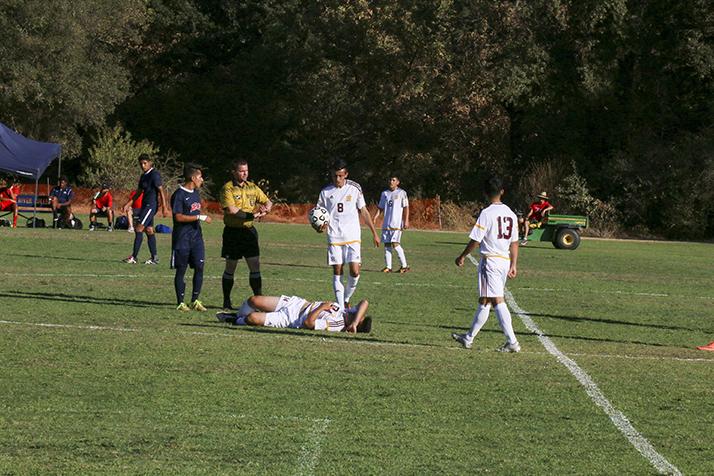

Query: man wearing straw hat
[520,191,554,245]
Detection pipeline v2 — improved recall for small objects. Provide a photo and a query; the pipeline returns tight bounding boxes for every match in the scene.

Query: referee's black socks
[222,271,234,309]
[249,272,262,296]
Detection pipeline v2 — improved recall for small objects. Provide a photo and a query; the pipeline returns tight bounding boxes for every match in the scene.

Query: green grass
[1,219,712,474]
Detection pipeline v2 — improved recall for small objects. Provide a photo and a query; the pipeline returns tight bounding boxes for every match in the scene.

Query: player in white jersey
[451,176,521,352]
[315,159,379,310]
[373,175,410,273]
[215,295,372,333]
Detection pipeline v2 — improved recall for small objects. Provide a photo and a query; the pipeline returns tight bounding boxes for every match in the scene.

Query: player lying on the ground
[216,295,372,333]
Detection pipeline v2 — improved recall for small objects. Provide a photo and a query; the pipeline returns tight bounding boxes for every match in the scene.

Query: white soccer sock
[384,246,393,269]
[395,245,407,267]
[494,303,517,345]
[332,275,345,309]
[344,274,360,304]
[465,304,491,343]
[237,300,254,318]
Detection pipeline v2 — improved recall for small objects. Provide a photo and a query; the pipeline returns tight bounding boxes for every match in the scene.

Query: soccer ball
[308,206,330,231]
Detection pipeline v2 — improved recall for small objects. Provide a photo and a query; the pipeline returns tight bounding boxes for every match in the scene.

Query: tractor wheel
[553,228,581,250]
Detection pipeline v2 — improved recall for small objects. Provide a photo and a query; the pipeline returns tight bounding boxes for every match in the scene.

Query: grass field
[1,218,713,474]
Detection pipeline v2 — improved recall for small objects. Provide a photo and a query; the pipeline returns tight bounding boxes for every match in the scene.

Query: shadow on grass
[4,252,119,263]
[0,290,165,308]
[453,308,694,331]
[177,321,445,348]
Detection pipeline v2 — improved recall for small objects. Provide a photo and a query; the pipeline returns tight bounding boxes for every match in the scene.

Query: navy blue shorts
[171,242,205,270]
[137,205,157,227]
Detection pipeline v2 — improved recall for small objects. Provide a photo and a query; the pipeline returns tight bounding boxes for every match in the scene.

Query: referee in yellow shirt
[220,160,272,310]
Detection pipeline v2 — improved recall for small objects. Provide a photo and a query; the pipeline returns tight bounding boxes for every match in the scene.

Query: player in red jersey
[0,176,21,228]
[89,183,114,231]
[520,191,554,245]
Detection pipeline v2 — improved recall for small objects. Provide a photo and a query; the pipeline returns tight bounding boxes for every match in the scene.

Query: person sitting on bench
[520,191,554,245]
[0,175,20,228]
[49,176,75,228]
[89,183,114,231]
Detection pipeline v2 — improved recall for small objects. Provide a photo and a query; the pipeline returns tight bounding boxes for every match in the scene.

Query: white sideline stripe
[465,255,682,475]
[507,296,681,476]
[3,272,713,301]
[296,418,330,476]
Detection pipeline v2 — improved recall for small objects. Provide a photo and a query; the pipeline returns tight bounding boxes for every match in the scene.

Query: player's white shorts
[263,295,309,329]
[327,242,361,265]
[478,257,510,298]
[381,229,402,244]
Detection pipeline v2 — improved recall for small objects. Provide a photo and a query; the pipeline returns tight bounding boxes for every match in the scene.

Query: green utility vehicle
[521,214,589,250]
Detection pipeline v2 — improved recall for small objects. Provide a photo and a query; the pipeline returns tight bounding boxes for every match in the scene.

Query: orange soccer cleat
[695,341,714,352]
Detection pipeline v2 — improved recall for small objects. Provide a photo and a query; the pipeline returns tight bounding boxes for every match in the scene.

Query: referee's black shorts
[221,226,260,260]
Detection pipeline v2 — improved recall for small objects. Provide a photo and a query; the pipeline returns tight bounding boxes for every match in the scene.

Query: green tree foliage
[0,0,150,155]
[5,0,711,237]
[81,124,159,191]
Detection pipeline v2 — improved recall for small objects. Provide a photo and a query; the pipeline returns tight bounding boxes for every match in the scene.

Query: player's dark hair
[183,163,203,181]
[59,175,68,184]
[356,316,372,333]
[484,176,504,198]
[232,159,248,170]
[331,158,348,172]
[138,153,152,163]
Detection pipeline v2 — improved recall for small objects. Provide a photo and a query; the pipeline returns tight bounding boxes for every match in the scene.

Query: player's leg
[89,208,98,230]
[343,243,361,306]
[382,230,393,272]
[392,230,409,272]
[453,259,491,348]
[11,202,18,228]
[244,312,268,326]
[189,243,206,311]
[129,207,151,261]
[244,227,262,295]
[106,208,114,230]
[222,258,239,310]
[247,295,282,312]
[328,245,346,309]
[246,256,262,296]
[127,209,135,232]
[488,260,519,352]
[145,226,158,263]
[171,249,189,310]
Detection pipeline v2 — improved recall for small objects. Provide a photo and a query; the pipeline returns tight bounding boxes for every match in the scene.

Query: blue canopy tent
[0,122,62,225]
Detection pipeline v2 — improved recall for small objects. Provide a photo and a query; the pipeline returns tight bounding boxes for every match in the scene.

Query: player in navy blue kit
[49,176,75,228]
[170,163,212,312]
[124,154,169,264]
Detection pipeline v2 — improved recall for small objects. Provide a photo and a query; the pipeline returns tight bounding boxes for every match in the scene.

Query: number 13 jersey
[470,202,518,259]
[317,180,366,245]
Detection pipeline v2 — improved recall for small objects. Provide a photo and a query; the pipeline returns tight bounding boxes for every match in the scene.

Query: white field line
[3,272,713,300]
[296,418,330,476]
[465,255,682,475]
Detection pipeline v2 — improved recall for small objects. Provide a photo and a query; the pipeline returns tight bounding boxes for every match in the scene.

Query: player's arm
[255,198,273,218]
[373,207,382,222]
[303,302,335,330]
[359,206,380,247]
[158,186,169,217]
[455,239,479,267]
[344,299,369,333]
[508,240,519,278]
[402,205,410,229]
[175,213,211,224]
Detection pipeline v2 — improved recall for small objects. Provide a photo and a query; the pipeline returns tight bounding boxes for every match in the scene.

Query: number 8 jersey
[317,180,366,245]
[470,202,519,259]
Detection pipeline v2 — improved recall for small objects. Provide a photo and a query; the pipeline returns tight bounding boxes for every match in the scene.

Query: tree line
[1,0,712,238]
